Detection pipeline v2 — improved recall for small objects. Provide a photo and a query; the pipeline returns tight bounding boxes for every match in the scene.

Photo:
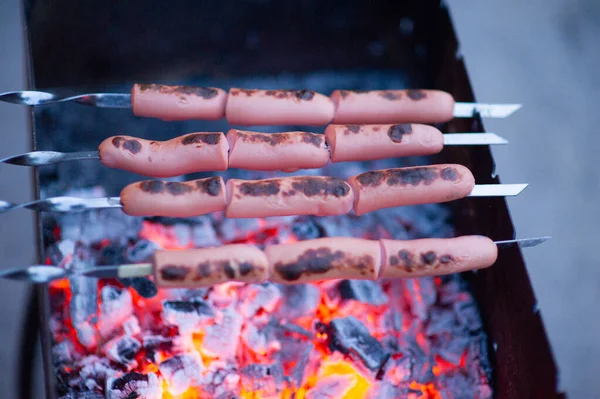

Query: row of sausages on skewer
[154,236,498,288]
[121,164,474,217]
[132,84,454,125]
[101,124,447,177]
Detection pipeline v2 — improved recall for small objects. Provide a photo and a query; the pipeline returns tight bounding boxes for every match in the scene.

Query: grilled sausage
[348,164,475,215]
[226,129,330,172]
[330,89,455,124]
[265,237,381,284]
[154,244,269,288]
[379,236,498,278]
[225,176,353,218]
[120,177,227,217]
[226,89,335,126]
[324,124,444,162]
[131,84,227,121]
[99,132,229,177]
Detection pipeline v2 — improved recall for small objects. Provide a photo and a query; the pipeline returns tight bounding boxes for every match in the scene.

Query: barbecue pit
[14,1,564,398]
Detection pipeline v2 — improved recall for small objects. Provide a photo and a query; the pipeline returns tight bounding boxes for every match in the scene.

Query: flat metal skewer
[0,133,507,167]
[0,236,551,284]
[0,183,527,214]
[0,90,521,118]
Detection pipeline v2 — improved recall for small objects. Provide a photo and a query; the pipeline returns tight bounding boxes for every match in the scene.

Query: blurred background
[0,0,598,397]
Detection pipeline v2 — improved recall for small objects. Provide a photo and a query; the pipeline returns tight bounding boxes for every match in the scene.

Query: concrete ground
[0,0,598,397]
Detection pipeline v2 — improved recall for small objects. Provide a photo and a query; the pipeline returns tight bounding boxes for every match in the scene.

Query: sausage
[348,164,475,215]
[324,124,444,162]
[99,132,229,177]
[330,89,455,124]
[225,89,334,126]
[131,84,227,121]
[226,129,330,172]
[379,236,498,278]
[120,177,227,217]
[154,244,269,288]
[225,176,353,218]
[265,237,381,284]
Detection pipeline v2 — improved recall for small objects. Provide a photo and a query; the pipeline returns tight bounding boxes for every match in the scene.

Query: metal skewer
[0,236,551,284]
[0,133,508,167]
[0,90,521,119]
[0,184,528,214]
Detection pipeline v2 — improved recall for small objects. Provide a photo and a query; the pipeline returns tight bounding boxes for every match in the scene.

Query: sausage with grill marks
[265,237,382,284]
[99,132,229,177]
[226,89,335,126]
[226,129,330,172]
[324,123,443,163]
[131,84,227,121]
[348,164,475,215]
[120,177,227,217]
[154,244,269,288]
[330,89,455,124]
[379,236,498,278]
[225,176,353,218]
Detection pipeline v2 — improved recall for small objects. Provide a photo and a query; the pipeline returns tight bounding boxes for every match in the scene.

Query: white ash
[278,284,321,320]
[98,285,133,339]
[240,363,285,396]
[236,283,282,318]
[66,244,98,350]
[159,353,204,396]
[305,373,356,399]
[106,372,162,399]
[201,307,243,360]
[103,335,142,371]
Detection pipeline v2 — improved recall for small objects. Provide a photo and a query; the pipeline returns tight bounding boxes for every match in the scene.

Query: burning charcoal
[381,309,403,334]
[74,393,105,399]
[437,336,469,366]
[59,207,142,245]
[305,374,356,399]
[367,382,407,399]
[106,372,162,399]
[403,277,437,321]
[52,340,77,365]
[279,284,321,319]
[66,243,99,349]
[454,297,483,332]
[327,316,390,371]
[201,307,243,359]
[159,353,204,395]
[405,340,434,384]
[338,280,389,306]
[279,322,314,339]
[237,283,282,318]
[123,315,141,336]
[287,342,314,388]
[201,362,241,396]
[291,216,325,239]
[240,363,284,396]
[130,277,158,298]
[382,353,414,385]
[78,355,118,381]
[465,333,493,385]
[98,285,133,339]
[142,335,173,363]
[103,335,142,370]
[162,299,215,333]
[426,308,459,337]
[99,242,128,265]
[126,239,158,262]
[241,323,269,356]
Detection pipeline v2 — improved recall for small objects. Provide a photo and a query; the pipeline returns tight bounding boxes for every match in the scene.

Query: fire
[47,216,493,398]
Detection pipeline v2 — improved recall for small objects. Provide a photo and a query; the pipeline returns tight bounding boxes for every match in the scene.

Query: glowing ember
[47,200,492,398]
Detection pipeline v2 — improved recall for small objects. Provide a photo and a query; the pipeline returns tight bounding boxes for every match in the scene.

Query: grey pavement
[0,0,598,397]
